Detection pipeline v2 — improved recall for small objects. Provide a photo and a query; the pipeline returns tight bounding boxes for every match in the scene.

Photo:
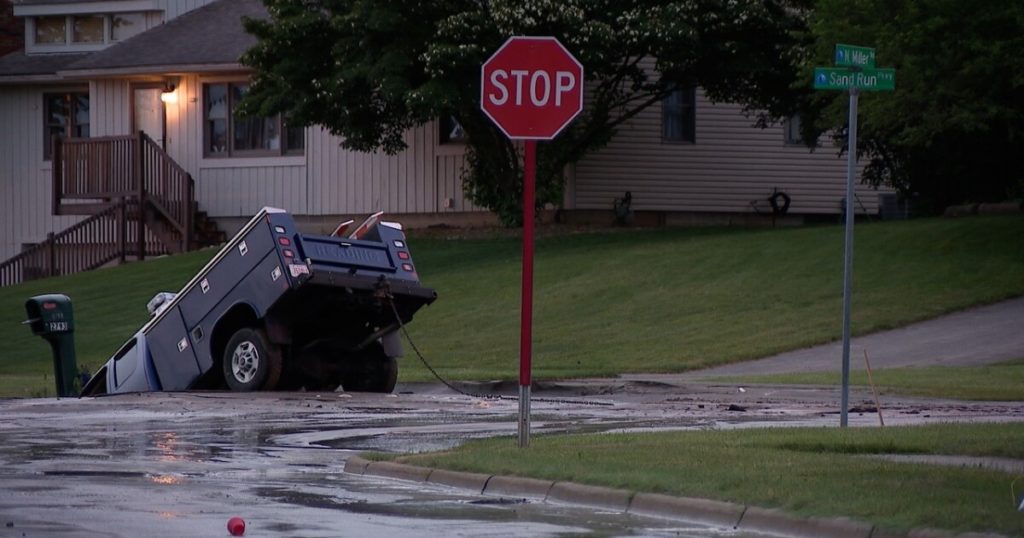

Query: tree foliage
[798,0,1024,213]
[242,0,807,225]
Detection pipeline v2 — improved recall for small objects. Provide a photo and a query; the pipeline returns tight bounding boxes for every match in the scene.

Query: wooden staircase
[0,132,224,286]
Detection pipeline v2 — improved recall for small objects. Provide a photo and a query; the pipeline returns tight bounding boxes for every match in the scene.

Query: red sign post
[481,36,584,447]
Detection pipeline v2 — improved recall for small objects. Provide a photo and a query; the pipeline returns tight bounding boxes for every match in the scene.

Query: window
[43,92,89,160]
[111,13,146,41]
[440,116,467,144]
[34,16,67,44]
[203,82,304,157]
[784,114,803,145]
[30,13,149,49]
[72,16,104,43]
[662,87,696,143]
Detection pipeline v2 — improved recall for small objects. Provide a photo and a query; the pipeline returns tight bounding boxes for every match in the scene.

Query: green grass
[395,423,1024,535]
[710,358,1024,401]
[2,215,1023,395]
[0,374,54,398]
[0,250,215,380]
[401,215,1024,381]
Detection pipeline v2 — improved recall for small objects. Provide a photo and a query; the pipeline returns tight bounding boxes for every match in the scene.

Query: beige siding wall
[307,124,475,215]
[91,79,130,136]
[0,86,82,261]
[197,164,307,215]
[156,0,218,21]
[159,75,474,218]
[574,89,883,215]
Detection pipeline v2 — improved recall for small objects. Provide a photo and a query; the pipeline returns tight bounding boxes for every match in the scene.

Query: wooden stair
[0,132,225,286]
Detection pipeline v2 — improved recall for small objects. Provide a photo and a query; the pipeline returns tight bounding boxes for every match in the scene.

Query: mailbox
[25,294,74,336]
[24,294,78,397]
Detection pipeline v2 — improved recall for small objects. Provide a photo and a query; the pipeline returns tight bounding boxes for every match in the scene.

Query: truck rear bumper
[303,270,437,304]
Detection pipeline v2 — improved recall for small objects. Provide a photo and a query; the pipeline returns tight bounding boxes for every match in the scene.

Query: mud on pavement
[0,382,1019,537]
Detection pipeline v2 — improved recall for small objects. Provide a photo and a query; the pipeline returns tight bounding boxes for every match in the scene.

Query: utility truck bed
[82,207,436,395]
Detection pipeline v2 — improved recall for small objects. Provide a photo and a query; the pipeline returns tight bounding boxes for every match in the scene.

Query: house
[0,0,885,285]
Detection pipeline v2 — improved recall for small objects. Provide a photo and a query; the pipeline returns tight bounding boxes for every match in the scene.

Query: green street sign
[835,43,875,68]
[814,67,895,91]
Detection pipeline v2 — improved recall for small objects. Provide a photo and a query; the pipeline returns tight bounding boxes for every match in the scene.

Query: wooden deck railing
[139,134,193,250]
[52,131,194,252]
[0,132,198,287]
[0,199,170,286]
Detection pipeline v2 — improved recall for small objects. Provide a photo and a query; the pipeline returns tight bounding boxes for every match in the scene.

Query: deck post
[46,233,56,278]
[51,136,62,215]
[184,178,194,251]
[118,198,127,264]
[135,132,145,261]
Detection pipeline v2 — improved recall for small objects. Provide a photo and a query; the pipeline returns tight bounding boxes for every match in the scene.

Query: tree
[797,0,1024,213]
[241,0,808,225]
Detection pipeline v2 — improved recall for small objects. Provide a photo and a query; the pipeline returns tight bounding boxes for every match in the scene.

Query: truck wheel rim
[231,341,259,383]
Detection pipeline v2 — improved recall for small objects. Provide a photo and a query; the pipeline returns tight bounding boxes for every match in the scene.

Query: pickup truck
[81,207,436,396]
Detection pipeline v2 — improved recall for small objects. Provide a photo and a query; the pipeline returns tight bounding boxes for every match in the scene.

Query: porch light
[160,83,177,104]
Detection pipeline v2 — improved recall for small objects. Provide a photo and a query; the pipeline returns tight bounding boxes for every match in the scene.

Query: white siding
[154,75,474,218]
[91,79,131,136]
[575,89,883,215]
[164,74,199,174]
[155,0,217,22]
[0,86,82,261]
[197,164,306,215]
[307,122,473,216]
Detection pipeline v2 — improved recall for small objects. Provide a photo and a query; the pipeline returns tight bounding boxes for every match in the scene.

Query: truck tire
[222,328,283,391]
[341,348,398,393]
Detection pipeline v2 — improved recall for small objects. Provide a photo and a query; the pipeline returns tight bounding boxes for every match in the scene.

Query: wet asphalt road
[1,382,1019,538]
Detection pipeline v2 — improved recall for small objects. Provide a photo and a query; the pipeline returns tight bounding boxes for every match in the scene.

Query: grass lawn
[1,215,1022,396]
[0,250,215,388]
[405,215,1024,380]
[394,423,1024,536]
[710,358,1024,401]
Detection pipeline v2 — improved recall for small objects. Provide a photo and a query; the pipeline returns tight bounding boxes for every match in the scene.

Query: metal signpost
[481,36,584,447]
[813,44,895,427]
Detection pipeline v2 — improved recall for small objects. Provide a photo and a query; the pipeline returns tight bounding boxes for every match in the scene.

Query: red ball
[227,516,245,536]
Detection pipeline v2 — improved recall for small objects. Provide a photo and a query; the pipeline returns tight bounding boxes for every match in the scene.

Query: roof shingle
[0,49,87,79]
[63,0,267,75]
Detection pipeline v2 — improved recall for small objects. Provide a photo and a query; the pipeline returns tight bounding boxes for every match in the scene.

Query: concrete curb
[547,482,632,511]
[482,475,554,500]
[738,506,873,538]
[364,461,431,483]
[907,530,958,538]
[343,455,371,475]
[347,459,1011,538]
[628,492,744,528]
[426,468,491,494]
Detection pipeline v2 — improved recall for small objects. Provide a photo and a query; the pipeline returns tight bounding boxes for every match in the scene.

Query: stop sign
[480,36,584,140]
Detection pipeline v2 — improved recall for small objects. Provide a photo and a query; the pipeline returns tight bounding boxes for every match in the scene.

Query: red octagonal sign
[481,36,584,140]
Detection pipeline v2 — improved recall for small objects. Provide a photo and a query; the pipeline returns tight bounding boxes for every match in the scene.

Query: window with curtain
[203,82,304,157]
[783,114,804,145]
[43,92,89,160]
[440,116,467,144]
[662,87,696,143]
[31,13,150,49]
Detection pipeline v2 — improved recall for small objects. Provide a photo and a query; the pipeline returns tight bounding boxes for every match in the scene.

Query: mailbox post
[24,294,78,397]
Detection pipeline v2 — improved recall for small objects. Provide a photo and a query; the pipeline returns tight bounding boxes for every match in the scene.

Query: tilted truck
[81,207,436,396]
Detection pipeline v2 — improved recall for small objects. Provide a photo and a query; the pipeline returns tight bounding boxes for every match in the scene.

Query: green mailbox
[24,294,78,397]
